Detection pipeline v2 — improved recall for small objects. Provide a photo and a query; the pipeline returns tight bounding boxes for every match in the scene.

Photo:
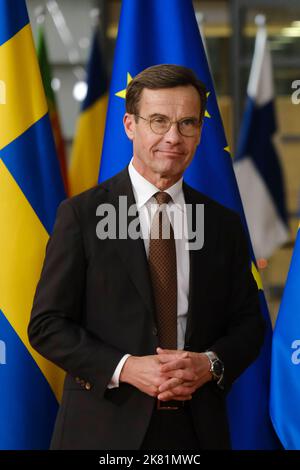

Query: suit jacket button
[85,382,91,390]
[152,327,158,336]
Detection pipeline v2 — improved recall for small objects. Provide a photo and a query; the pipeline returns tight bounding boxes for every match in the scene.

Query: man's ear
[123,113,135,141]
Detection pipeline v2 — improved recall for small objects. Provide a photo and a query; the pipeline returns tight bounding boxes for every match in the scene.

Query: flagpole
[253,13,267,273]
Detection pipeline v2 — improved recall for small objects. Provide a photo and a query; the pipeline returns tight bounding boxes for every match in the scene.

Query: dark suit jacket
[28,168,265,450]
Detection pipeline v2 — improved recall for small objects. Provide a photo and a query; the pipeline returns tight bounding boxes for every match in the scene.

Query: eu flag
[270,224,300,449]
[0,0,65,449]
[99,0,278,449]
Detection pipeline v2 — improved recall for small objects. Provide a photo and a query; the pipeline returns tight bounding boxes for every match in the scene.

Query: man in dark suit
[28,64,265,450]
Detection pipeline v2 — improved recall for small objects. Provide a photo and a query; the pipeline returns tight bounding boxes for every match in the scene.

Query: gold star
[224,145,233,158]
[251,262,263,290]
[115,73,133,99]
[204,91,211,118]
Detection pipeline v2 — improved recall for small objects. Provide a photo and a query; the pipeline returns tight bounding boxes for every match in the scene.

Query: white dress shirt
[108,159,190,388]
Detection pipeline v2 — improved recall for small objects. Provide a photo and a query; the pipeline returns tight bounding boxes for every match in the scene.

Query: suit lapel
[105,169,155,318]
[182,182,215,348]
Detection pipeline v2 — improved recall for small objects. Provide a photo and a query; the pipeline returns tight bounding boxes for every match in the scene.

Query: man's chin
[154,163,183,179]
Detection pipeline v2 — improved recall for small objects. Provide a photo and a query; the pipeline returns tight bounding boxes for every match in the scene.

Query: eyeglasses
[135,114,201,137]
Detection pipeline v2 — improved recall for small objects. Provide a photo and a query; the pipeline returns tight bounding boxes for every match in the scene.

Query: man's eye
[181,119,197,127]
[153,117,168,124]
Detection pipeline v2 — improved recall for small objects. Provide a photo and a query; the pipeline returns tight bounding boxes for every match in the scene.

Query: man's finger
[156,347,175,354]
[161,368,196,382]
[157,347,187,356]
[159,358,189,372]
[158,354,188,365]
[158,377,183,392]
[159,379,195,393]
[158,390,193,401]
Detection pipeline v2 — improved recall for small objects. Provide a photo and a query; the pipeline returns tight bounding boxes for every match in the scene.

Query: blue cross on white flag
[234,22,288,260]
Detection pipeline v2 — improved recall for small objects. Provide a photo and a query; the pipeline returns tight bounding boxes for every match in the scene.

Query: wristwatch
[204,351,224,384]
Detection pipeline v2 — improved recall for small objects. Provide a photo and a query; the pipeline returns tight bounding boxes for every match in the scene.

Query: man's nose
[163,122,182,143]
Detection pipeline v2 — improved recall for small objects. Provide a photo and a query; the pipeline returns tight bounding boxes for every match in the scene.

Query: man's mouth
[155,149,184,156]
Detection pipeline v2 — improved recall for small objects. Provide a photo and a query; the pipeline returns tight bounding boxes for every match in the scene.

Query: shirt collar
[128,158,185,212]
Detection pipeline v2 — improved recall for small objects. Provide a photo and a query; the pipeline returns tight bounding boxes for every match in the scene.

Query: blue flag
[270,224,300,449]
[99,0,278,449]
[234,24,288,260]
[0,0,65,449]
[69,27,108,196]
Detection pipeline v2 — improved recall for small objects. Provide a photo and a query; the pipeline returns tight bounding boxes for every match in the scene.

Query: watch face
[212,359,223,377]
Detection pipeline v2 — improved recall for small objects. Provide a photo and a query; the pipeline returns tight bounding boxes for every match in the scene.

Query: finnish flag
[234,24,289,260]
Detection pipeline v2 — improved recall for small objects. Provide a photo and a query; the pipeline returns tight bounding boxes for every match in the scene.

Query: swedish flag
[0,0,65,449]
[99,0,278,449]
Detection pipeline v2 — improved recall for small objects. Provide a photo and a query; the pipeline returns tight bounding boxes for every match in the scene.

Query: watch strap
[204,350,224,386]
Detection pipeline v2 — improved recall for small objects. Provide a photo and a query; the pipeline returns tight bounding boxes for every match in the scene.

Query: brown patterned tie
[148,192,177,349]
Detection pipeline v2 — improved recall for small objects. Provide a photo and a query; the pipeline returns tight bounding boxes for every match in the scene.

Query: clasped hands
[120,347,212,402]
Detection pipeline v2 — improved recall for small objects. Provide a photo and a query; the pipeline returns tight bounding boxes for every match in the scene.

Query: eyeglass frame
[134,114,202,137]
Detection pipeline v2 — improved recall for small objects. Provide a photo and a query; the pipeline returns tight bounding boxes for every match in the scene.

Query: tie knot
[154,191,172,206]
